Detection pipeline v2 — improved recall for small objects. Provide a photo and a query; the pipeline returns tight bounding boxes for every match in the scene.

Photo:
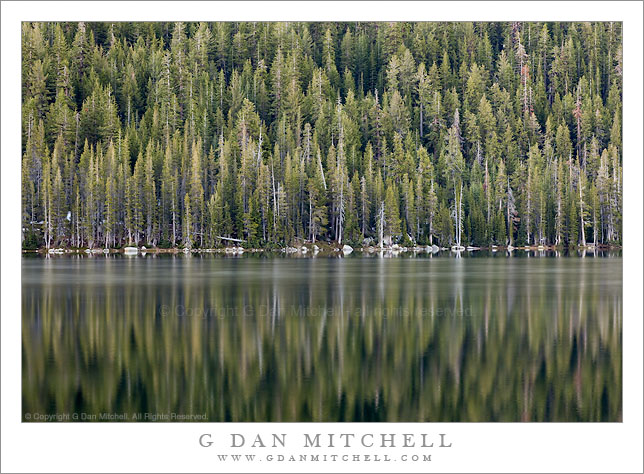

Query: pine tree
[384,180,401,243]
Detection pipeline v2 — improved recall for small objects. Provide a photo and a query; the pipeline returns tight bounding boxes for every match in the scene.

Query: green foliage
[21,22,622,249]
[22,230,41,250]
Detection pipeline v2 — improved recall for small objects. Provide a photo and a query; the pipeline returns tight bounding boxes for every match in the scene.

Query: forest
[21,21,623,250]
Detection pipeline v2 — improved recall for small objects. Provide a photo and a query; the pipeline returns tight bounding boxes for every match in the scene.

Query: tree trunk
[378,202,385,249]
[579,178,586,247]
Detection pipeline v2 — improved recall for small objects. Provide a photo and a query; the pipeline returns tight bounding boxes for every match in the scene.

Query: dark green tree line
[22,21,622,249]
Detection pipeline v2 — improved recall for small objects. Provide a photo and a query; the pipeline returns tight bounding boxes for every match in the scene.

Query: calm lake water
[22,252,622,422]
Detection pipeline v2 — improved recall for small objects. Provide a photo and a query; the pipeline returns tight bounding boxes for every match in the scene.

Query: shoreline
[24,242,622,255]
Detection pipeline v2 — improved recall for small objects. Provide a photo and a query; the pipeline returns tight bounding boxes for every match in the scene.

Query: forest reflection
[22,253,622,422]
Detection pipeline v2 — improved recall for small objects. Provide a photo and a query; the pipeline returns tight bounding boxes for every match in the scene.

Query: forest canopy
[21,21,622,249]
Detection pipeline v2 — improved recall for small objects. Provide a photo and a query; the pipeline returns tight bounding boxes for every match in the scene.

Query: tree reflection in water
[22,252,621,422]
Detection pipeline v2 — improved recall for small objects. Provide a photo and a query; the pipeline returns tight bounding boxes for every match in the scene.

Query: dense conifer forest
[21,21,622,249]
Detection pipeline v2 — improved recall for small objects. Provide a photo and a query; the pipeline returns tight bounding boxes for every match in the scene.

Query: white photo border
[2,2,642,473]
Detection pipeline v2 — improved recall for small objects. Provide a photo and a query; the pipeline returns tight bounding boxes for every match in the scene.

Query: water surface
[22,252,622,421]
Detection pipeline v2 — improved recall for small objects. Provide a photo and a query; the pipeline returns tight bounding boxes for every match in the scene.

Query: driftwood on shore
[215,236,246,243]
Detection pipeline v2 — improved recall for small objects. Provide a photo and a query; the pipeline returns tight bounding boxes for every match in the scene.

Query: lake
[22,252,622,422]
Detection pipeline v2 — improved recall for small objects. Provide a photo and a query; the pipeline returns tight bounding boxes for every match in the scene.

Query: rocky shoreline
[26,241,621,256]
